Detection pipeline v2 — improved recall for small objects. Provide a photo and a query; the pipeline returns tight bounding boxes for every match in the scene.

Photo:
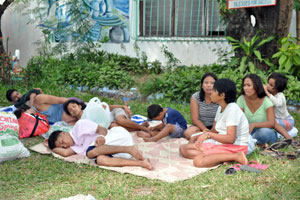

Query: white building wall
[1,5,43,67]
[0,2,297,68]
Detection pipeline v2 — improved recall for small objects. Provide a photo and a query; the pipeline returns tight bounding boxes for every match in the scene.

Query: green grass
[1,84,300,200]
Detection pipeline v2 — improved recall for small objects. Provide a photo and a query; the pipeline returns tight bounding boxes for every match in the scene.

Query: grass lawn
[1,86,300,200]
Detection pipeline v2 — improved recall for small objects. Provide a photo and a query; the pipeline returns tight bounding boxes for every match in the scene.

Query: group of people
[6,72,295,169]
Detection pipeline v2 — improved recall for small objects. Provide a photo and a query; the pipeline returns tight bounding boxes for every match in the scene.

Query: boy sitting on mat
[137,104,187,142]
[47,119,152,170]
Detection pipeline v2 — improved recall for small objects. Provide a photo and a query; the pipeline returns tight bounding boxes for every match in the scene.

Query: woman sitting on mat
[180,79,249,168]
[184,72,219,140]
[237,74,277,146]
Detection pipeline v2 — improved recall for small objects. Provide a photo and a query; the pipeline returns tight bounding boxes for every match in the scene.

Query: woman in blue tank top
[32,94,77,124]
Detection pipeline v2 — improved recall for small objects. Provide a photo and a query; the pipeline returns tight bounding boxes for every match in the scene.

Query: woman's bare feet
[129,145,145,160]
[137,131,151,138]
[140,158,153,170]
[236,152,248,165]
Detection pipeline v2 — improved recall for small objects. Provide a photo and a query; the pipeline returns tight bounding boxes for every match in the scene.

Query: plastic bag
[81,97,111,129]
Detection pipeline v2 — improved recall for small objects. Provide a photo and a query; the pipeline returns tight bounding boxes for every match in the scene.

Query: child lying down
[46,119,152,170]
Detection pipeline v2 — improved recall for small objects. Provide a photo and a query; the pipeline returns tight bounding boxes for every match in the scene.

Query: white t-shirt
[70,119,133,158]
[214,103,249,146]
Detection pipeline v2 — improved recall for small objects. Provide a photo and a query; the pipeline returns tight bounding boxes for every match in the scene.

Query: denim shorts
[276,115,294,131]
[169,124,185,138]
[86,145,112,159]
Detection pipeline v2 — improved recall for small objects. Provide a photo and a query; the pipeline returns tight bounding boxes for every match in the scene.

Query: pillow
[0,105,16,113]
[42,121,73,139]
[0,112,30,163]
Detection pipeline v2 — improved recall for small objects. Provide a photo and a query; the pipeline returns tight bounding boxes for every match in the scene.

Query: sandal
[260,148,286,159]
[225,167,237,175]
[291,140,300,150]
[247,160,268,170]
[225,161,267,174]
[266,139,292,150]
[239,165,262,173]
[286,151,300,160]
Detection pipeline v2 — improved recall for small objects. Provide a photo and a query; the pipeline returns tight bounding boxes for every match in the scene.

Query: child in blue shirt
[137,104,187,142]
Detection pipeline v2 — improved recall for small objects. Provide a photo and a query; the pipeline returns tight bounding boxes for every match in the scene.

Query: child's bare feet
[141,121,150,127]
[237,152,248,165]
[129,145,145,160]
[141,158,153,170]
[137,131,151,138]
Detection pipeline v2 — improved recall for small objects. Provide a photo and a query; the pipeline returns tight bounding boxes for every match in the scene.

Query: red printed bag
[18,112,50,139]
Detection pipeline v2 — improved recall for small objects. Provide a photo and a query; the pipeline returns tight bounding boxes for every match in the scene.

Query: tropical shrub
[226,32,275,73]
[271,33,300,77]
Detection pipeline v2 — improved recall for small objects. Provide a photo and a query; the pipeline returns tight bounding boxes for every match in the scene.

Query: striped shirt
[192,92,219,128]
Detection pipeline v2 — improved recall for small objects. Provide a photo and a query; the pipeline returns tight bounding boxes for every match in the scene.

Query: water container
[81,97,111,129]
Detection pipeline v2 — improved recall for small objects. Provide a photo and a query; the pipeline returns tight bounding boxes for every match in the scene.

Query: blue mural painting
[39,0,130,43]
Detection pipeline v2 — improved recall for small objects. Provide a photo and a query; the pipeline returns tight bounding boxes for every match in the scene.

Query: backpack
[18,112,50,139]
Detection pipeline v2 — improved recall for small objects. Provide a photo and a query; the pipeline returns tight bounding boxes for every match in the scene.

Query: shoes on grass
[225,161,268,175]
[266,139,292,150]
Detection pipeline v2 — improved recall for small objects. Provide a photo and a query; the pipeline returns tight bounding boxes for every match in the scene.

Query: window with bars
[138,0,226,38]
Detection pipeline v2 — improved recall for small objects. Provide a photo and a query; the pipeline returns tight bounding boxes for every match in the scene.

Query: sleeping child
[47,119,152,170]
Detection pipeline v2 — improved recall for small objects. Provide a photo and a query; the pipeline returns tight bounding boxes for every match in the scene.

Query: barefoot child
[47,119,152,170]
[264,73,294,139]
[137,104,187,142]
[179,79,249,167]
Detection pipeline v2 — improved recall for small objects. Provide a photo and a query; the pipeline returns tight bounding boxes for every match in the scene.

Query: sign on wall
[227,0,276,9]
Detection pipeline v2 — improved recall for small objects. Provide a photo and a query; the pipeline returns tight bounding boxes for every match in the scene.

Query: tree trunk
[297,10,300,44]
[225,0,294,70]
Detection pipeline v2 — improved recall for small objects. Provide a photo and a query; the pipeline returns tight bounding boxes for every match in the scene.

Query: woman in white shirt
[180,79,249,168]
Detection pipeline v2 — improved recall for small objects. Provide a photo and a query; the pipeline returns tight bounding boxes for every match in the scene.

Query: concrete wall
[1,2,297,68]
[1,4,43,67]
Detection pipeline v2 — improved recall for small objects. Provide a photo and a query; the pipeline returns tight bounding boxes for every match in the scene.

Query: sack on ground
[18,112,50,139]
[0,112,30,163]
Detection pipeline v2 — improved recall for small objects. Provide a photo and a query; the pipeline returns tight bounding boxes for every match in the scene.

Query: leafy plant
[271,33,300,77]
[0,52,12,84]
[226,32,275,73]
[161,45,180,70]
[285,75,300,101]
[295,0,300,10]
[20,0,96,57]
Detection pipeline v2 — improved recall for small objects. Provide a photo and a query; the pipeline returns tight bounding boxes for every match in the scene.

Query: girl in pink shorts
[180,79,249,168]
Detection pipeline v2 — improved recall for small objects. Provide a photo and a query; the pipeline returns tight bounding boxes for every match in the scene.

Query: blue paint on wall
[114,0,129,16]
[39,0,130,43]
